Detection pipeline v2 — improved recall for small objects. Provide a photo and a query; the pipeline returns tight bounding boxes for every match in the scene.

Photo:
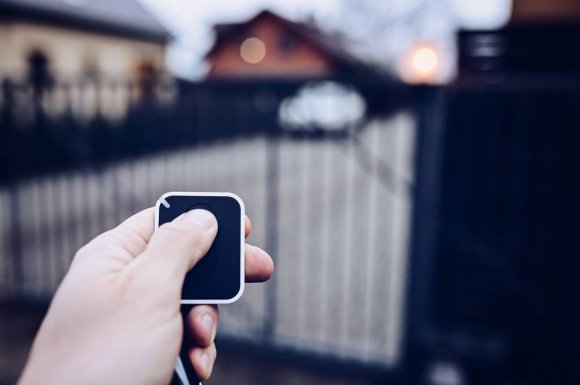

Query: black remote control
[156,192,245,385]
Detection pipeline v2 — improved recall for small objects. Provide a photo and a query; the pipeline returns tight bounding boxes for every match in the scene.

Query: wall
[0,20,165,81]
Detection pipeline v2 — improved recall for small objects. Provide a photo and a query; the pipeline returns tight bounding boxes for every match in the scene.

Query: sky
[139,0,512,81]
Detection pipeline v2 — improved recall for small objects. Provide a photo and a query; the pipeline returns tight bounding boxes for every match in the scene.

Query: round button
[186,203,215,215]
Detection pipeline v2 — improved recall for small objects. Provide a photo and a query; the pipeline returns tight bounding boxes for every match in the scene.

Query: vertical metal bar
[128,160,139,215]
[37,178,55,289]
[339,133,356,355]
[61,175,75,268]
[8,185,23,294]
[96,170,107,233]
[0,191,9,292]
[296,136,310,343]
[79,172,88,248]
[404,87,447,365]
[234,91,245,335]
[363,123,380,358]
[264,133,279,341]
[318,138,333,344]
[385,113,409,364]
[38,180,50,293]
[46,177,59,292]
[56,175,69,282]
[18,184,31,294]
[180,148,188,192]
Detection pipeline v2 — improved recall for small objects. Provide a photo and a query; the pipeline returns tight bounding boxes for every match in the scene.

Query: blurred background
[1,0,579,384]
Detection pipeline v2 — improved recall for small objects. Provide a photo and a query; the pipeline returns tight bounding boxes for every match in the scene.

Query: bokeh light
[412,46,439,77]
[400,43,442,84]
[240,37,266,64]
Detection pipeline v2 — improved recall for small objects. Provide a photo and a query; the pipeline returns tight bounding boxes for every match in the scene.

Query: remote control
[156,192,245,385]
[155,192,245,303]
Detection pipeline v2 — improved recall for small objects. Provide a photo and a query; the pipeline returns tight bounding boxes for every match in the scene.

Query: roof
[206,10,378,78]
[0,0,171,43]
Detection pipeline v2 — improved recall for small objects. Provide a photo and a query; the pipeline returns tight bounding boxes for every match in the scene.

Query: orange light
[240,37,266,64]
[411,46,438,77]
[400,43,441,84]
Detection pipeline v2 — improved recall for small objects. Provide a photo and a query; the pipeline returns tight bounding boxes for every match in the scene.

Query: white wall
[0,20,165,81]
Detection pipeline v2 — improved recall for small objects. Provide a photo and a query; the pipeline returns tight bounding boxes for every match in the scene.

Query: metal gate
[0,78,414,372]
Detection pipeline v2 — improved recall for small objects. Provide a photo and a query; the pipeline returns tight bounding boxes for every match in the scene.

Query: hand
[17,208,274,385]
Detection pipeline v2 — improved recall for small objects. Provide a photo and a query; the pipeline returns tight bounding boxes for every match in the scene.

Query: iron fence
[407,83,580,385]
[0,78,413,375]
[4,74,580,385]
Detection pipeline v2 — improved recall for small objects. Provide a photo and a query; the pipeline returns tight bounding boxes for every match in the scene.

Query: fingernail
[201,352,210,369]
[202,313,214,335]
[183,209,214,230]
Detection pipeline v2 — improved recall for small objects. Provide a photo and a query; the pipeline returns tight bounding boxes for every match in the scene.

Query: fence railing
[407,83,580,385]
[0,78,407,183]
[7,74,580,385]
[0,78,414,372]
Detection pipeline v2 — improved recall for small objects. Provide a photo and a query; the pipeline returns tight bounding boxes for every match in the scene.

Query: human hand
[17,208,273,385]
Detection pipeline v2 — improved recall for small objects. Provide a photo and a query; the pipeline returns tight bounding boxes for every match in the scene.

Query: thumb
[136,209,218,284]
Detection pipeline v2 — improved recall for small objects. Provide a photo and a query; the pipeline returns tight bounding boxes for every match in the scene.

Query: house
[205,10,373,80]
[0,0,171,83]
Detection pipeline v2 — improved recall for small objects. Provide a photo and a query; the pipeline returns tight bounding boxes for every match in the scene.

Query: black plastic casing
[155,192,245,304]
